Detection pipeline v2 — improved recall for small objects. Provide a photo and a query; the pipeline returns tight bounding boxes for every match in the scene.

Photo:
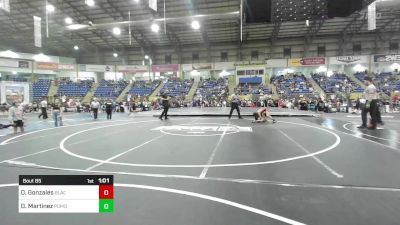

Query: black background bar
[19,175,114,185]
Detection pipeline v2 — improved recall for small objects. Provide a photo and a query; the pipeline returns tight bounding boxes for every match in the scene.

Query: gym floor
[0,109,399,225]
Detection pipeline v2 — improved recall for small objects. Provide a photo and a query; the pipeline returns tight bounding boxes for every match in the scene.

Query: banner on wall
[266,59,287,68]
[181,64,193,71]
[0,58,31,69]
[0,82,30,105]
[236,64,265,70]
[117,65,148,72]
[192,63,212,70]
[288,57,326,67]
[151,64,179,72]
[58,64,75,71]
[80,64,114,72]
[329,56,369,65]
[36,62,58,70]
[33,16,42,48]
[374,54,400,63]
[213,62,235,70]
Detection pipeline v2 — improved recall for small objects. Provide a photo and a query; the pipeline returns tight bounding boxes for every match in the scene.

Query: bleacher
[235,76,270,95]
[32,79,51,101]
[94,80,128,98]
[312,73,364,94]
[196,78,229,98]
[355,72,400,95]
[271,74,314,95]
[129,80,160,97]
[159,79,193,97]
[57,80,93,97]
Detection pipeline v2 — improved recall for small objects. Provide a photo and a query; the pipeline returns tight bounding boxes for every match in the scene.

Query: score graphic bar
[18,175,114,213]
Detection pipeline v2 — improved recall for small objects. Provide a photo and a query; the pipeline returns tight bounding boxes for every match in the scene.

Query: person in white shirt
[228,93,242,119]
[91,98,100,119]
[38,97,48,119]
[358,77,381,129]
[8,102,25,134]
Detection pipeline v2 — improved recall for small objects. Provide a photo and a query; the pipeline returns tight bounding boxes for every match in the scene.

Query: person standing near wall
[8,102,25,134]
[51,99,63,127]
[38,97,48,119]
[228,92,242,119]
[91,98,100,120]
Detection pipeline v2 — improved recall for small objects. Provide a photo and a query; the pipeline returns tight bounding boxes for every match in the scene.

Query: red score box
[99,185,114,199]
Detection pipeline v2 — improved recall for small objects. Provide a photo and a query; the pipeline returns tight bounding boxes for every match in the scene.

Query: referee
[159,93,170,120]
[358,77,380,129]
[228,92,242,119]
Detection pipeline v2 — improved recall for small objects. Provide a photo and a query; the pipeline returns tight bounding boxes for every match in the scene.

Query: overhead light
[0,50,19,58]
[306,20,309,26]
[191,21,200,30]
[74,45,79,50]
[133,0,139,2]
[190,70,200,76]
[12,71,17,75]
[113,53,118,58]
[151,23,160,33]
[66,24,88,30]
[113,27,121,35]
[65,17,73,24]
[145,55,149,59]
[219,70,230,77]
[353,64,366,72]
[33,53,50,62]
[85,0,95,7]
[390,63,400,71]
[316,66,327,73]
[46,4,55,13]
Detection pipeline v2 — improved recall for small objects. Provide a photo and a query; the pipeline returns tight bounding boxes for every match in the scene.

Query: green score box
[99,199,114,213]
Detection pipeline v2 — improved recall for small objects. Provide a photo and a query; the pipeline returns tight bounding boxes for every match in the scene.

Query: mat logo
[152,124,252,136]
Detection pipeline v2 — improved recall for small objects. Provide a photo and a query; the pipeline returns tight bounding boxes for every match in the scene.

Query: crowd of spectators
[355,72,400,96]
[271,74,315,95]
[235,83,271,95]
[312,73,364,94]
[159,79,193,97]
[193,78,229,107]
[94,79,128,99]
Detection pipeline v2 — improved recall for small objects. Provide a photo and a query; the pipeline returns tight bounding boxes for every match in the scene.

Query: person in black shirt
[159,93,170,120]
[105,99,113,120]
[51,99,63,127]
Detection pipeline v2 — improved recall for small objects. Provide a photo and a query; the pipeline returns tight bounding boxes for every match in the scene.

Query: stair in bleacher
[185,80,199,101]
[347,73,366,89]
[116,82,133,102]
[267,83,279,100]
[47,80,58,98]
[307,77,326,97]
[149,82,164,99]
[228,76,236,95]
[82,83,99,104]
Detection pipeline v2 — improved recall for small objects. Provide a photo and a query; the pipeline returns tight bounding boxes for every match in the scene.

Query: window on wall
[165,55,172,64]
[317,46,326,57]
[221,52,228,62]
[192,53,199,63]
[353,43,361,54]
[283,48,291,58]
[251,50,259,60]
[390,42,399,51]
